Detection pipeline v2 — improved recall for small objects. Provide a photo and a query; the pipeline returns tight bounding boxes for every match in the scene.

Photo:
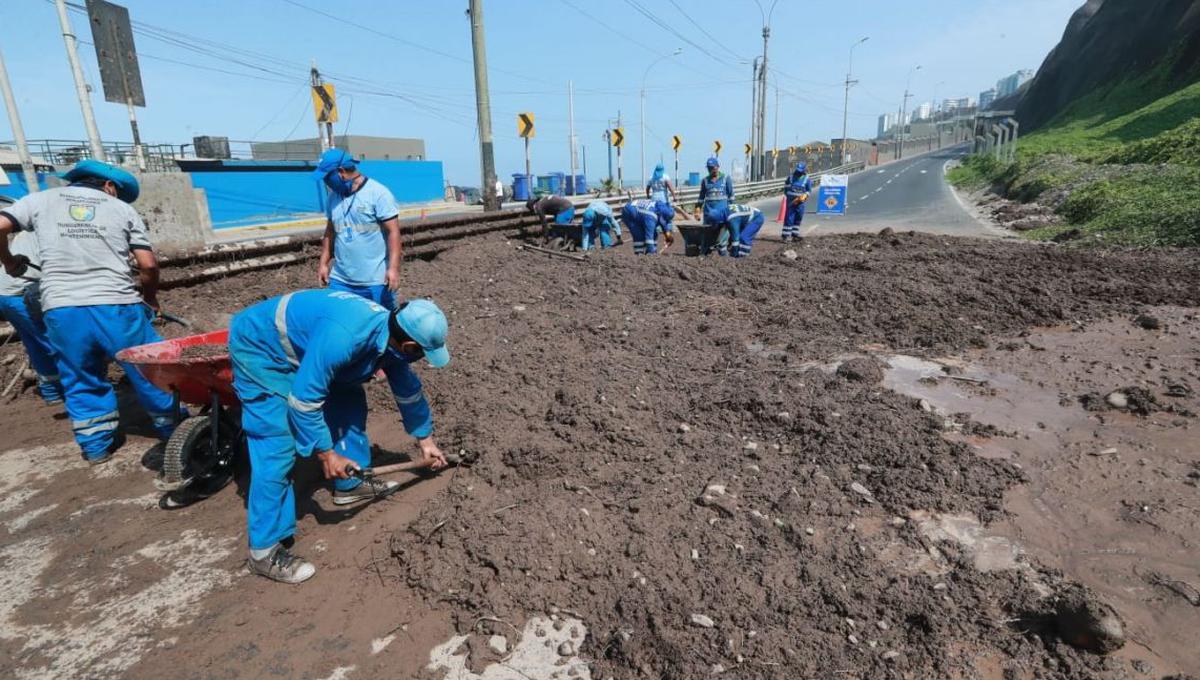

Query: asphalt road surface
[751,144,1004,239]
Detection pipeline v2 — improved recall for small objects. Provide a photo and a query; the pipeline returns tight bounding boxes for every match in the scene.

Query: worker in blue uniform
[645,163,676,204]
[580,200,619,251]
[620,199,675,255]
[314,149,403,310]
[0,160,180,463]
[229,289,450,584]
[694,157,734,226]
[715,204,766,258]
[782,162,812,242]
[0,231,62,404]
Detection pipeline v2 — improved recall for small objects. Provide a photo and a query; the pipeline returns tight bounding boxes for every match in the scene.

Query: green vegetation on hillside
[950,60,1200,247]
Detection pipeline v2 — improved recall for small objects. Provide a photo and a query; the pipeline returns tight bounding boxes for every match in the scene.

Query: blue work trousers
[233,372,371,550]
[783,201,806,238]
[0,294,62,403]
[43,304,178,458]
[328,279,397,311]
[581,223,614,251]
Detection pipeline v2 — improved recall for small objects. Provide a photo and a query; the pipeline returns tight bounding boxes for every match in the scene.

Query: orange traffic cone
[776,196,787,223]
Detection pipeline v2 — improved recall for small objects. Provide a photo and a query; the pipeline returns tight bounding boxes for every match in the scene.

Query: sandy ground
[1,231,1198,679]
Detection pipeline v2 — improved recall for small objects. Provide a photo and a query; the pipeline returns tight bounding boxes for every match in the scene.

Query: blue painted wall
[0,170,52,199]
[184,159,445,230]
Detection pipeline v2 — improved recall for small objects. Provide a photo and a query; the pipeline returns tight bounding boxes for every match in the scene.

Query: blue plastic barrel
[574,174,587,194]
[687,171,701,186]
[512,173,531,201]
[564,175,575,195]
[537,175,552,193]
[547,173,563,196]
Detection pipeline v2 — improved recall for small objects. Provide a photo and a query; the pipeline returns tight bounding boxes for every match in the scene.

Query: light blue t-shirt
[328,178,399,287]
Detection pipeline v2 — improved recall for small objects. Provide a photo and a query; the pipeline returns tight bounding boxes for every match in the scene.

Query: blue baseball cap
[62,160,140,203]
[794,162,808,174]
[394,299,450,368]
[706,156,720,168]
[311,148,358,180]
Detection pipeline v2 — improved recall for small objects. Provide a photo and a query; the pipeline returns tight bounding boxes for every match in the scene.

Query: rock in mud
[1055,588,1126,654]
[690,614,715,628]
[836,357,885,384]
[488,635,508,655]
[781,249,798,261]
[696,484,737,516]
[1106,391,1129,409]
[1133,313,1161,330]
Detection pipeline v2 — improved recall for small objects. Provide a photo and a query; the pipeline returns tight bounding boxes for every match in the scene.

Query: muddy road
[1,231,1198,679]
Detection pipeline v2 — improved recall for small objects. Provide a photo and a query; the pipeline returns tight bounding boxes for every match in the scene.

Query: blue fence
[183,159,445,230]
[0,170,52,199]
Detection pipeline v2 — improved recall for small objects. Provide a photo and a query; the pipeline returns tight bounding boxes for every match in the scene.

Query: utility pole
[748,57,759,180]
[771,86,779,178]
[467,0,499,211]
[757,24,769,181]
[841,37,868,164]
[898,65,921,160]
[0,47,38,192]
[55,0,105,162]
[568,80,577,193]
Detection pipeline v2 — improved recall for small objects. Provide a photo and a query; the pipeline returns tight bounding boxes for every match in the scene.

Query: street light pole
[932,80,945,149]
[640,48,681,190]
[898,65,921,160]
[0,47,38,192]
[752,0,780,181]
[748,57,759,180]
[841,36,868,163]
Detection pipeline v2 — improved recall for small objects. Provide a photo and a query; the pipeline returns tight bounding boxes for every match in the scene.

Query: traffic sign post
[672,135,681,190]
[518,112,534,193]
[744,143,752,178]
[86,0,145,168]
[816,174,849,216]
[612,127,625,188]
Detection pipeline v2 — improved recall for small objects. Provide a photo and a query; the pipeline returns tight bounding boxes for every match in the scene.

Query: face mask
[325,171,356,197]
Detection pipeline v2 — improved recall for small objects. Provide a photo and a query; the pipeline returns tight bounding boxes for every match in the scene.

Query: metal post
[468,0,499,211]
[841,37,867,164]
[748,58,759,181]
[772,86,779,178]
[605,127,613,183]
[524,136,531,192]
[55,0,105,161]
[673,148,679,191]
[0,47,38,192]
[757,25,770,181]
[639,83,646,191]
[568,80,576,193]
[898,65,921,161]
[109,21,145,170]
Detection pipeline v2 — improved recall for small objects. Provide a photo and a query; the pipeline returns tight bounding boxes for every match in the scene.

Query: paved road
[750,144,1004,238]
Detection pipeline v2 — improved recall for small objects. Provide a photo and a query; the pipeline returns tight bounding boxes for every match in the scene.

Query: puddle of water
[428,615,591,680]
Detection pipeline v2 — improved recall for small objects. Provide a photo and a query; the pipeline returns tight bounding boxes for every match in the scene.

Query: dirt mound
[836,357,885,384]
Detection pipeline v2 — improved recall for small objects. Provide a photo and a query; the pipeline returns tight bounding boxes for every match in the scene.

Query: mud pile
[374,232,1199,678]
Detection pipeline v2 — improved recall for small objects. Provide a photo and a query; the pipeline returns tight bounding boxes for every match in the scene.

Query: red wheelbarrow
[117,330,242,500]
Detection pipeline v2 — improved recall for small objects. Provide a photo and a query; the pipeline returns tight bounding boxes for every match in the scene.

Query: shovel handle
[348,458,435,479]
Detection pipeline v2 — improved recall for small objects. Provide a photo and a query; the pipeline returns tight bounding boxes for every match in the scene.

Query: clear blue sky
[1,0,1082,186]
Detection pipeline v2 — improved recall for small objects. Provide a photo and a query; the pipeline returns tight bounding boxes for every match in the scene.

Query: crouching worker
[620,199,675,255]
[527,195,576,236]
[230,289,450,584]
[0,160,180,463]
[715,204,766,258]
[580,200,619,251]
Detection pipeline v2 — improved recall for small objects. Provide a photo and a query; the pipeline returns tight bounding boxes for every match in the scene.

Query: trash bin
[574,174,587,194]
[564,175,576,196]
[548,172,564,196]
[512,173,532,201]
[687,171,701,186]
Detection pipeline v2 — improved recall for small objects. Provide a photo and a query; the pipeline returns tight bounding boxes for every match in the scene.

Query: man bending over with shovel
[229,289,450,584]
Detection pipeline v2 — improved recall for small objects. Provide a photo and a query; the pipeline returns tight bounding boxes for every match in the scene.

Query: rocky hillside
[1017,0,1200,130]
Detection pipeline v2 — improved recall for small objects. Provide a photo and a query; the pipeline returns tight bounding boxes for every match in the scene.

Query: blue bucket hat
[394,299,450,368]
[706,157,720,168]
[311,148,358,180]
[62,160,140,203]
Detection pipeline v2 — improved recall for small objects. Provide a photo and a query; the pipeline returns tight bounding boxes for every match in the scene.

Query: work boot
[84,432,126,466]
[332,477,399,506]
[247,544,315,584]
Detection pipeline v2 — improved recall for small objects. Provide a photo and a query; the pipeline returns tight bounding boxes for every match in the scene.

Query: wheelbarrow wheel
[160,414,240,492]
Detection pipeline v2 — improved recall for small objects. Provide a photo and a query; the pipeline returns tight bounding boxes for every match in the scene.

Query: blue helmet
[706,157,720,168]
[794,162,808,175]
[62,160,140,203]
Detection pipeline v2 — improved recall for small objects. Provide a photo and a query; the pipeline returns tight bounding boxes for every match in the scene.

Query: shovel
[344,449,471,480]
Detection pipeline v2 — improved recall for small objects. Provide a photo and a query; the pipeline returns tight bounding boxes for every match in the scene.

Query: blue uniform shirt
[697,172,734,224]
[230,289,432,456]
[328,178,399,287]
[785,173,813,200]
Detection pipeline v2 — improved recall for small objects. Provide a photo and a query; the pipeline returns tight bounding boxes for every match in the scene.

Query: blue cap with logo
[62,160,140,203]
[706,156,720,168]
[394,299,450,368]
[311,148,358,180]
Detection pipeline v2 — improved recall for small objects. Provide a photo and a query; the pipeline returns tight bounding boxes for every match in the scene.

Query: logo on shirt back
[69,204,96,221]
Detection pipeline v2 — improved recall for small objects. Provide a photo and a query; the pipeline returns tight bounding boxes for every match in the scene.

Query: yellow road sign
[672,135,682,151]
[518,112,535,138]
[744,143,752,155]
[612,127,625,148]
[804,145,812,154]
[311,83,337,123]
[713,140,721,155]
